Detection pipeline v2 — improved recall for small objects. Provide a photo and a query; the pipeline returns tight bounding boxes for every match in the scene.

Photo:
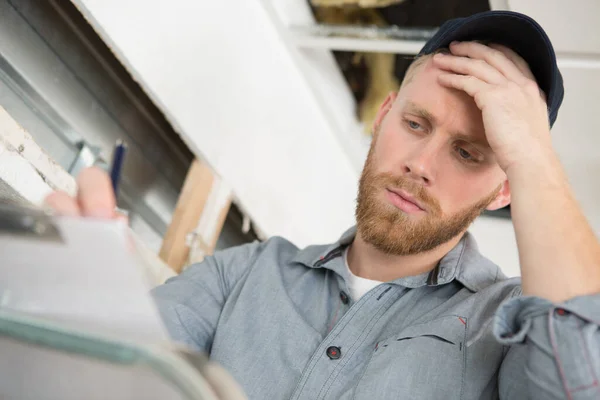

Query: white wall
[507,0,600,235]
[72,0,361,249]
[469,216,520,277]
[68,0,526,277]
[508,0,600,55]
[474,0,600,278]
[70,1,600,281]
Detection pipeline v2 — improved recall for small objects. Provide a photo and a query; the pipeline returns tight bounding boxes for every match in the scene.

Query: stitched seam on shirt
[347,311,466,400]
[460,317,467,400]
[290,287,382,399]
[450,238,467,280]
[570,382,599,393]
[549,308,574,400]
[181,279,222,308]
[327,287,388,344]
[226,241,267,293]
[508,306,548,324]
[327,298,342,333]
[318,291,399,400]
[466,316,492,347]
[321,293,398,396]
[501,344,511,359]
[171,265,224,307]
[446,238,470,289]
[561,305,600,326]
[575,317,599,391]
[173,303,206,351]
[302,288,380,386]
[368,312,465,345]
[186,241,263,296]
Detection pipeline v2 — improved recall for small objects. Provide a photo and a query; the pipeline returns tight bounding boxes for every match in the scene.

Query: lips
[387,188,426,212]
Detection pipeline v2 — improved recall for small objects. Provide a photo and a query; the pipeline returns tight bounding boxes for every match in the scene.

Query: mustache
[374,173,442,215]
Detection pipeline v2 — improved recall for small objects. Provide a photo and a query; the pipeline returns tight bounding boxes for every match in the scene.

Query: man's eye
[457,147,482,164]
[408,120,421,130]
[458,148,473,160]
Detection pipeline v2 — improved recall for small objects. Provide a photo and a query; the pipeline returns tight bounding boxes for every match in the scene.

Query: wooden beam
[159,159,215,273]
[209,194,232,250]
[187,180,232,265]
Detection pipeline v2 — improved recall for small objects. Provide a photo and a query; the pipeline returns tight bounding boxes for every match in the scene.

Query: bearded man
[47,10,600,400]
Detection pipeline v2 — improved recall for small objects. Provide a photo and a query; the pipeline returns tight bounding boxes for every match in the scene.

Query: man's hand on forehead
[444,41,547,101]
[432,41,552,173]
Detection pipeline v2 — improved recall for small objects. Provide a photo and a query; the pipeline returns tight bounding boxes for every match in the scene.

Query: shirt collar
[290,225,505,292]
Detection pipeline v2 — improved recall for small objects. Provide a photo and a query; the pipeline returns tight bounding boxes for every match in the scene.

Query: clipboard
[0,203,247,400]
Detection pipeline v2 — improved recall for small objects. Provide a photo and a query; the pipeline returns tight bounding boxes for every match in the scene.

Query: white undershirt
[342,247,383,301]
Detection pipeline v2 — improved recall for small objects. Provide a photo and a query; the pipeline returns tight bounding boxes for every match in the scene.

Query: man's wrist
[505,146,561,185]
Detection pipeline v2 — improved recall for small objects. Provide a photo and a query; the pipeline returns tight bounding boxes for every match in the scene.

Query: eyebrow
[404,101,438,125]
[404,101,491,151]
[451,132,492,151]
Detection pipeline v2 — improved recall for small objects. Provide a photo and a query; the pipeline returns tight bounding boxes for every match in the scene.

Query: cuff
[493,293,600,345]
[493,295,552,344]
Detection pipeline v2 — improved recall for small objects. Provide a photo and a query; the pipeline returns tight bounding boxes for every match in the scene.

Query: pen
[110,140,127,200]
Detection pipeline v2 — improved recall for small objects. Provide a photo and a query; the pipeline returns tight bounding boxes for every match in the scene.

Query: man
[46,10,600,400]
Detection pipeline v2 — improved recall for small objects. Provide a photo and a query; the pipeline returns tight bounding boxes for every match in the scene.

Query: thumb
[76,167,116,219]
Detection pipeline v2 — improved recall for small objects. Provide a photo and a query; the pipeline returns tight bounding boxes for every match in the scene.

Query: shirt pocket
[353,315,468,400]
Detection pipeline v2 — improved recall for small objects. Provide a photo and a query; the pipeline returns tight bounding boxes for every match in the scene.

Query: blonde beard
[355,136,500,256]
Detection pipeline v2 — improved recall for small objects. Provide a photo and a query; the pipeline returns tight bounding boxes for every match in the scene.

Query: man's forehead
[396,65,488,146]
[398,63,479,122]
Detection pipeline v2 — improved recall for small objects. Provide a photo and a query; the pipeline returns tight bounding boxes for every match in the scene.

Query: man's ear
[372,92,397,134]
[486,179,511,211]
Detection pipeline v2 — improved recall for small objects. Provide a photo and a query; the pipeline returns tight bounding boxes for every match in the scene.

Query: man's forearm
[507,152,600,303]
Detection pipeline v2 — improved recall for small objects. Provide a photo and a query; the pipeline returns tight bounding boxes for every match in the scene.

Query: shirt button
[556,308,568,316]
[340,291,349,304]
[326,346,341,360]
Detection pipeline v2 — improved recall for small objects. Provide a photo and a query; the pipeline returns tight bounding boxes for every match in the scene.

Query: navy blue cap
[419,10,564,127]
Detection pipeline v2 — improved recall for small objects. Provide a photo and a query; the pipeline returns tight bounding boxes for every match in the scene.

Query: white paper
[0,216,170,344]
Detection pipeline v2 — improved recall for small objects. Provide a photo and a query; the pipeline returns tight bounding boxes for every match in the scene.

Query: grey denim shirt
[151,227,600,399]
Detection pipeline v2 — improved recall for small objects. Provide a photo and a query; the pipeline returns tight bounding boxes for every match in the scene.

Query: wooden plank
[187,180,232,264]
[209,193,232,250]
[159,159,215,273]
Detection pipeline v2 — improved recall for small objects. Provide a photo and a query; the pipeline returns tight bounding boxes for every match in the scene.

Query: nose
[401,140,440,186]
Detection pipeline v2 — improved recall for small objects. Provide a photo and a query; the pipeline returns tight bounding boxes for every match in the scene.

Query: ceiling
[305,0,600,226]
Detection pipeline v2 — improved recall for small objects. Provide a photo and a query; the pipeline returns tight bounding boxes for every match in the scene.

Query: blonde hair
[400,48,449,88]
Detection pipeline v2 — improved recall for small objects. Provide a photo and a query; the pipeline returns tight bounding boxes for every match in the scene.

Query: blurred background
[0,0,598,281]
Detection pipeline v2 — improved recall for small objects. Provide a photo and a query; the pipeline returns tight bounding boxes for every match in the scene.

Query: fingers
[487,43,546,103]
[44,190,81,217]
[487,43,536,81]
[439,41,546,104]
[433,52,506,85]
[448,41,527,84]
[43,167,120,221]
[437,73,488,101]
[76,166,116,219]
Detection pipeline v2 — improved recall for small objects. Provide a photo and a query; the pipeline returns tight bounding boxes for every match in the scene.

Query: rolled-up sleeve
[495,291,600,399]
